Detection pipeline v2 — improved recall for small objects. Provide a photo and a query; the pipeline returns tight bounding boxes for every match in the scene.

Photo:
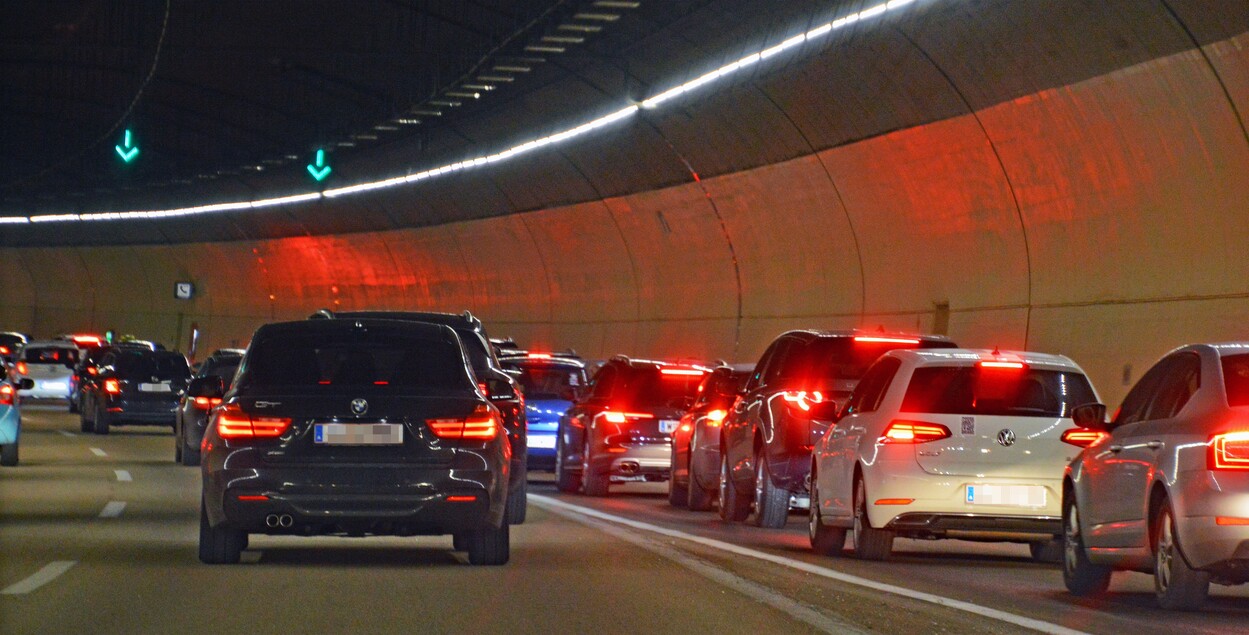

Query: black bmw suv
[197,318,511,565]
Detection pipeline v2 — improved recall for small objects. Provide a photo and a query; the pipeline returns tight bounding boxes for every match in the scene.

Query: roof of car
[21,340,79,349]
[310,309,484,333]
[778,329,955,344]
[606,355,711,372]
[262,317,459,340]
[498,354,586,369]
[900,348,1082,371]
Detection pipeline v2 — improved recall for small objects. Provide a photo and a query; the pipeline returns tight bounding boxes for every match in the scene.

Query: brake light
[15,362,27,375]
[1061,428,1108,448]
[874,498,915,505]
[782,390,823,412]
[979,361,1025,370]
[216,405,290,439]
[71,335,101,346]
[87,366,98,375]
[446,495,478,502]
[0,346,7,355]
[661,368,704,377]
[602,411,654,424]
[527,353,552,359]
[1209,431,1249,470]
[881,420,951,444]
[854,336,920,344]
[706,409,727,426]
[427,404,500,440]
[1216,517,1249,526]
[103,378,122,395]
[193,396,223,409]
[0,384,12,406]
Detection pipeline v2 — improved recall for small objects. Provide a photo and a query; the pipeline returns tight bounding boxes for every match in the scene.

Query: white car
[809,348,1103,561]
[14,341,79,401]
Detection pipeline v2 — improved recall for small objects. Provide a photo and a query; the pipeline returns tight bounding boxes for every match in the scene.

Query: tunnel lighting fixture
[542,35,585,44]
[395,118,421,125]
[445,91,481,99]
[336,141,356,148]
[429,99,462,107]
[411,109,443,116]
[8,0,921,224]
[374,124,399,131]
[525,45,566,53]
[560,24,603,33]
[352,134,379,141]
[574,12,620,21]
[462,84,495,91]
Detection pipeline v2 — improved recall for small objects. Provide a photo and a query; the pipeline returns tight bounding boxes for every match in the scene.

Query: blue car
[499,353,587,471]
[1,367,33,466]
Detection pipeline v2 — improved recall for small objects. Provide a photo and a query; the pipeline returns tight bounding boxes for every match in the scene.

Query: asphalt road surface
[3,404,1248,634]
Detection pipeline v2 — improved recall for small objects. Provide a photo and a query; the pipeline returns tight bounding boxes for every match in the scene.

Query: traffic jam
[3,314,1247,615]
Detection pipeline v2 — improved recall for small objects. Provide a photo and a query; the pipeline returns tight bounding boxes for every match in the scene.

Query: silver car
[14,341,79,401]
[1063,343,1249,610]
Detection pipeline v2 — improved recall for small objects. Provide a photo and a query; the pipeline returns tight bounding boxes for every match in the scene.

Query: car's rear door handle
[1146,440,1163,450]
[1109,445,1124,453]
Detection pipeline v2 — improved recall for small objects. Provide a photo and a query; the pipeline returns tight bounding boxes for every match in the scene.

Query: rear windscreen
[790,338,953,386]
[241,332,471,392]
[23,347,78,367]
[1223,354,1249,407]
[116,352,189,380]
[901,366,1096,417]
[505,361,583,400]
[617,369,705,409]
[199,357,241,383]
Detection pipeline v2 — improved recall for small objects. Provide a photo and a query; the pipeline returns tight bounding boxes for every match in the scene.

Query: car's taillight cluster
[705,408,727,427]
[1060,428,1108,448]
[1208,431,1249,471]
[0,384,13,406]
[427,404,500,441]
[216,405,290,439]
[103,379,122,395]
[193,396,223,410]
[880,420,951,444]
[601,411,654,424]
[782,390,824,412]
[15,362,27,375]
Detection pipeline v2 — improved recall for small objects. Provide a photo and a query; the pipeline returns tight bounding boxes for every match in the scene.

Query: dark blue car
[499,353,587,471]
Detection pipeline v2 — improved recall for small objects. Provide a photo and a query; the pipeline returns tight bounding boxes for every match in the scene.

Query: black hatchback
[79,348,191,434]
[197,318,511,565]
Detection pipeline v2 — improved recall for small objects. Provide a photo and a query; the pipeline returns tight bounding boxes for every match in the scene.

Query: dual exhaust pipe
[618,461,640,475]
[265,513,294,528]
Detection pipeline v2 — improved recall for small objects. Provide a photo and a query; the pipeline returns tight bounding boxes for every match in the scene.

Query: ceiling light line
[8,0,920,225]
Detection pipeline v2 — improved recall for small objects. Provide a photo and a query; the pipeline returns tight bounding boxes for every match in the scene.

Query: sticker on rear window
[961,417,975,435]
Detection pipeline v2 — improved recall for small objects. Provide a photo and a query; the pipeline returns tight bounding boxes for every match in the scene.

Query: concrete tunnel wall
[4,19,1249,407]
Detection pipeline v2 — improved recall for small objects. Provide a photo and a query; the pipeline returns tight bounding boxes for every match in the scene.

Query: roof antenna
[876,325,886,333]
[991,345,1001,356]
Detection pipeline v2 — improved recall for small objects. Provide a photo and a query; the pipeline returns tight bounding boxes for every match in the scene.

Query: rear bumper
[589,443,671,481]
[104,397,178,424]
[886,512,1061,538]
[20,378,72,399]
[864,462,1063,534]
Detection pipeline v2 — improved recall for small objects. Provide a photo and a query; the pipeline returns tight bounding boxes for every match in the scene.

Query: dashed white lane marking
[114,470,132,482]
[1,561,77,595]
[58,430,76,438]
[530,495,1088,635]
[99,501,126,518]
[89,448,106,457]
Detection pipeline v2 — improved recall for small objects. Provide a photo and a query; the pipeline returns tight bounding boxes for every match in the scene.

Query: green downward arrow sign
[306,149,332,182]
[115,129,139,163]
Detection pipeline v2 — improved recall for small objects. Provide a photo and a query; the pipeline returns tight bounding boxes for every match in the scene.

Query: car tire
[752,451,789,528]
[718,451,750,522]
[0,442,17,467]
[506,477,527,525]
[452,533,468,551]
[180,440,201,467]
[1153,499,1209,610]
[68,395,78,414]
[554,435,581,493]
[1062,494,1112,596]
[687,430,716,511]
[466,521,510,565]
[79,400,92,433]
[93,403,110,435]
[581,439,609,497]
[198,498,244,565]
[809,471,846,556]
[852,477,893,561]
[668,442,689,508]
[174,419,183,463]
[1030,538,1063,563]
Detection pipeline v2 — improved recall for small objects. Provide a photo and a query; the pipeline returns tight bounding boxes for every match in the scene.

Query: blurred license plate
[658,420,678,433]
[314,423,403,445]
[528,435,556,449]
[43,381,67,391]
[966,484,1046,507]
[138,382,171,392]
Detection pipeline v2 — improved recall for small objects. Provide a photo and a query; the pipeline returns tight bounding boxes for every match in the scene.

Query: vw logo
[996,429,1016,447]
[350,398,368,416]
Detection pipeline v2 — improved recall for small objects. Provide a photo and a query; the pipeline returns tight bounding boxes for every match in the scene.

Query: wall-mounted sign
[175,282,194,300]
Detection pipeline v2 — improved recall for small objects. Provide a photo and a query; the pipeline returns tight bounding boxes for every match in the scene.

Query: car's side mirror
[18,378,34,391]
[1071,403,1108,429]
[187,376,225,399]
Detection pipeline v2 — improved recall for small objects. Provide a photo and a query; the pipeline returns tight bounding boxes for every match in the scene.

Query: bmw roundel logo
[351,398,368,416]
[996,429,1016,447]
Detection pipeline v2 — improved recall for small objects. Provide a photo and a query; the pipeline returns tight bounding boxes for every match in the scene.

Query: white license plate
[966,484,1046,507]
[138,382,171,392]
[41,381,67,391]
[314,423,403,445]
[658,419,679,434]
[527,435,556,449]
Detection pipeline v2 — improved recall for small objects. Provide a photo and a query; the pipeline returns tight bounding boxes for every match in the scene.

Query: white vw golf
[809,348,1103,561]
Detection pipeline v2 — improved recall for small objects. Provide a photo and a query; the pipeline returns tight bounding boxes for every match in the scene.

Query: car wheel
[466,521,510,565]
[687,430,716,511]
[79,399,92,433]
[452,533,468,552]
[581,438,609,497]
[718,451,750,522]
[1062,494,1112,596]
[809,470,846,556]
[506,477,527,525]
[93,402,110,435]
[1030,537,1063,563]
[554,435,581,493]
[1154,499,1209,610]
[668,441,688,508]
[752,451,789,528]
[174,419,183,463]
[180,438,201,467]
[0,442,17,467]
[198,498,244,565]
[852,477,893,560]
[68,395,78,414]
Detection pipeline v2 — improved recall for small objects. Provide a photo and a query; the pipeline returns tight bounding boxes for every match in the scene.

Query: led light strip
[6,0,920,226]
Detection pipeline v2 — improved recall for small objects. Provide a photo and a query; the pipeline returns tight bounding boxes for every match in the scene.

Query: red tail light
[854,336,920,345]
[527,353,552,359]
[0,346,8,355]
[661,368,704,377]
[979,360,1026,370]
[1061,428,1108,448]
[15,362,27,375]
[705,409,727,427]
[193,396,223,410]
[72,335,101,346]
[880,420,951,444]
[216,405,290,439]
[87,366,98,376]
[0,384,13,406]
[782,390,823,412]
[1209,431,1249,470]
[428,404,500,440]
[103,378,122,395]
[602,411,654,424]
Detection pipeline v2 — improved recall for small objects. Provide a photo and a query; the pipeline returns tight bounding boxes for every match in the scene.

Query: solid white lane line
[99,501,126,518]
[542,503,867,634]
[59,430,76,437]
[1,561,77,595]
[530,495,1088,635]
[89,447,107,457]
[114,470,132,482]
